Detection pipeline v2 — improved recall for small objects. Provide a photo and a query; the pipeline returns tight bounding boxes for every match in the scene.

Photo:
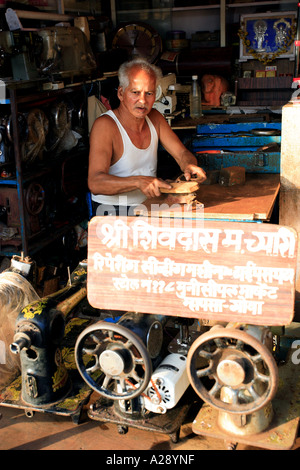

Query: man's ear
[117,86,123,101]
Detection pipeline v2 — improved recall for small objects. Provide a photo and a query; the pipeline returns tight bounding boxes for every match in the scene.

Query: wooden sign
[87,216,297,326]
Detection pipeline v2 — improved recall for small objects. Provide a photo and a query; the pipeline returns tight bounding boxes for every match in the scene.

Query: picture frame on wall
[239,11,297,62]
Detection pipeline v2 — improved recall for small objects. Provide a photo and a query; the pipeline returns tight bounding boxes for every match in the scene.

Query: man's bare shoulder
[148,108,166,129]
[90,112,118,136]
[148,108,171,134]
[148,108,163,122]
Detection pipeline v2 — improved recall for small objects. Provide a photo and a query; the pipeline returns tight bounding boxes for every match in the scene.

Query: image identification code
[106,454,195,466]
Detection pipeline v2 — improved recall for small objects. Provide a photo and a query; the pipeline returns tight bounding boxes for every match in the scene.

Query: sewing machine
[0,26,97,81]
[0,261,96,423]
[153,73,177,114]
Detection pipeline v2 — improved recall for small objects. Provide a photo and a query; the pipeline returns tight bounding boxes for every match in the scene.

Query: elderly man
[88,57,206,215]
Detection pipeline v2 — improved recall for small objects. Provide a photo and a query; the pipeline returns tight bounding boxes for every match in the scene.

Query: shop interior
[0,0,299,451]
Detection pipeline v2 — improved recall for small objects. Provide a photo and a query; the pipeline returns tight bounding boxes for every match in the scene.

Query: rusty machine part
[75,312,194,443]
[0,115,12,165]
[9,263,88,406]
[185,324,292,449]
[0,178,53,239]
[37,26,97,79]
[75,317,153,400]
[0,25,97,81]
[46,101,70,151]
[1,261,93,422]
[6,109,48,164]
[160,173,204,207]
[23,109,49,164]
[25,182,45,216]
[111,22,162,64]
[6,112,28,151]
[186,323,300,450]
[187,325,278,415]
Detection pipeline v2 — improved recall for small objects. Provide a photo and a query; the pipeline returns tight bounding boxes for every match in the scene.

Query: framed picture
[239,11,297,63]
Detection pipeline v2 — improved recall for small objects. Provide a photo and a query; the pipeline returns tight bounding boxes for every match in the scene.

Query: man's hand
[183,164,206,183]
[138,176,172,198]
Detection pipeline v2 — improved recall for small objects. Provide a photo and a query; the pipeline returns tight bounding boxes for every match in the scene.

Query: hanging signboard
[88,216,297,326]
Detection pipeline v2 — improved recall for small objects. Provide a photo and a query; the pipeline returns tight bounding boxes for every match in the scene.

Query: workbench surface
[135,173,280,221]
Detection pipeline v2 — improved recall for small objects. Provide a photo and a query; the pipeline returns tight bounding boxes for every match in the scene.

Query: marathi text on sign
[88,217,297,326]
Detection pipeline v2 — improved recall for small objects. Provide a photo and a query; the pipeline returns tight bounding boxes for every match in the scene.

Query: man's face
[118,67,157,118]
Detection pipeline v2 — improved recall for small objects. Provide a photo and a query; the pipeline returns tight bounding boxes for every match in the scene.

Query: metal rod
[56,0,65,15]
[11,9,74,22]
[9,87,29,256]
[220,0,226,48]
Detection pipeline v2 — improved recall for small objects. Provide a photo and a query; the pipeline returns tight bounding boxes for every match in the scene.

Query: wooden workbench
[134,173,280,222]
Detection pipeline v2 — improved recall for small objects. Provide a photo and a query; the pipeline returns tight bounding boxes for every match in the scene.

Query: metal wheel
[75,321,152,400]
[23,109,49,163]
[25,182,45,215]
[187,327,278,415]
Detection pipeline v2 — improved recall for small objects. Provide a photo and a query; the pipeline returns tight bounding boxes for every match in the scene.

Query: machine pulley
[186,325,279,415]
[75,320,153,400]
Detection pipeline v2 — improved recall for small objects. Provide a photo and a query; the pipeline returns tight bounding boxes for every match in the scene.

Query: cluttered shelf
[237,77,294,106]
[0,78,94,258]
[238,77,293,89]
[169,111,278,129]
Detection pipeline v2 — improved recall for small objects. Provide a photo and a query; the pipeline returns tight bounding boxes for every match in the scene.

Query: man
[88,57,206,215]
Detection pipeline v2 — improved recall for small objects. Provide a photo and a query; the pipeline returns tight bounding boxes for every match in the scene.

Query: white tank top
[91,110,158,206]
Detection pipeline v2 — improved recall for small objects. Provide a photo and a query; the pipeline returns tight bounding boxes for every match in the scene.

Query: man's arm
[150,109,206,182]
[88,115,172,198]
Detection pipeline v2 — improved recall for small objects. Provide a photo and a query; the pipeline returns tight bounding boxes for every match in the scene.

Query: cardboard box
[266,70,276,77]
[256,70,266,78]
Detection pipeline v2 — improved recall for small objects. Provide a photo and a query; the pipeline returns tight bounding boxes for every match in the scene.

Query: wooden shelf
[227,0,298,7]
[116,0,299,14]
[237,76,294,106]
[238,77,294,89]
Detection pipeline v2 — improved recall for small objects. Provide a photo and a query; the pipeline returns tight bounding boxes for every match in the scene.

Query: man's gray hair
[118,57,163,90]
